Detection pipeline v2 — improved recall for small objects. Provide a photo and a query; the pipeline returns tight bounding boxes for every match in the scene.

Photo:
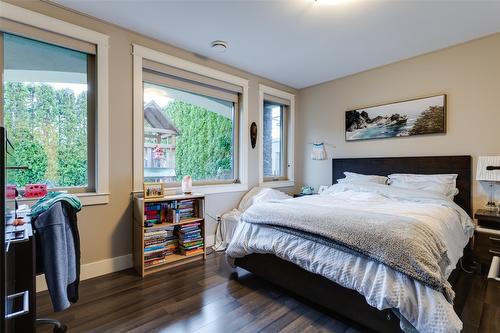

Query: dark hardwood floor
[36,252,490,333]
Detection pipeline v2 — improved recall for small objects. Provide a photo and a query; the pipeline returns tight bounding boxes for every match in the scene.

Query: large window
[142,65,240,186]
[259,84,295,187]
[263,101,286,180]
[1,31,96,192]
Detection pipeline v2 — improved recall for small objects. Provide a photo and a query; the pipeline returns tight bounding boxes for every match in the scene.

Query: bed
[226,156,473,333]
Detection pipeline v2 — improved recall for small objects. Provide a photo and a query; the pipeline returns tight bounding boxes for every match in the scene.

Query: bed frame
[234,155,472,332]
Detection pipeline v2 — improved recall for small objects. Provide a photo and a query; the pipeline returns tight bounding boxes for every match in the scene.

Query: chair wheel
[53,324,67,333]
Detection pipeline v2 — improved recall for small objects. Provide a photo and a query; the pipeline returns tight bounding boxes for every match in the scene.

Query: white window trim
[1,1,110,206]
[132,44,249,195]
[259,84,295,188]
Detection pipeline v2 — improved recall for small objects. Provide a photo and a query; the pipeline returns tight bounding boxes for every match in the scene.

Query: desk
[4,218,35,333]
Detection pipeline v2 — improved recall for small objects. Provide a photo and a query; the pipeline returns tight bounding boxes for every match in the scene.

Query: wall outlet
[216,214,221,222]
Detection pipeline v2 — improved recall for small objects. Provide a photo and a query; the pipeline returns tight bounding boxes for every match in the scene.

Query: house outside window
[143,100,179,183]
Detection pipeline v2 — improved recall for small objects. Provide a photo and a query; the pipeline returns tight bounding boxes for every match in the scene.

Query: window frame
[133,44,249,195]
[262,102,288,182]
[1,2,110,206]
[259,84,295,188]
[141,74,241,187]
[1,33,97,193]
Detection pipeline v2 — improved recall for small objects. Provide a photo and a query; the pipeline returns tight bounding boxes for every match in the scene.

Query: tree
[4,82,88,188]
[31,84,59,183]
[164,101,233,181]
[4,82,49,186]
[409,106,445,135]
[57,91,88,187]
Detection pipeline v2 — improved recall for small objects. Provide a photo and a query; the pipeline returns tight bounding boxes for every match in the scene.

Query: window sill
[260,180,295,189]
[163,183,249,195]
[77,192,110,206]
[16,192,110,207]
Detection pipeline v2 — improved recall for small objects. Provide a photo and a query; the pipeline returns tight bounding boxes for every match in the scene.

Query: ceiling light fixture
[210,40,228,53]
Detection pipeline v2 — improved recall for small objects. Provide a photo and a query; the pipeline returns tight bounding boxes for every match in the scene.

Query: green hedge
[4,82,87,188]
[165,100,233,181]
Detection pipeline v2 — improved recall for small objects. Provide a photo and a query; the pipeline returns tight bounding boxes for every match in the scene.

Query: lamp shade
[476,156,500,181]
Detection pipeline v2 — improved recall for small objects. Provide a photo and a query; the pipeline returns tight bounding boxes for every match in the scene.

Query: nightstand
[474,209,500,270]
[475,209,500,230]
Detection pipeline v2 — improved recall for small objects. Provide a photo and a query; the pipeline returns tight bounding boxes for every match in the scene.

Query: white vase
[181,176,192,194]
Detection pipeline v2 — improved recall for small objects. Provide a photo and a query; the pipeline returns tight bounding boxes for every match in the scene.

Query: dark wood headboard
[332,156,472,216]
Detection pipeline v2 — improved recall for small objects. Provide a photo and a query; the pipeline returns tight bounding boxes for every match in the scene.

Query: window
[133,45,249,194]
[1,3,109,205]
[263,101,286,180]
[142,64,240,186]
[259,84,295,187]
[1,32,96,192]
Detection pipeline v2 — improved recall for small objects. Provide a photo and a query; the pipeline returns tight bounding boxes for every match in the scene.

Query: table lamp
[476,156,500,211]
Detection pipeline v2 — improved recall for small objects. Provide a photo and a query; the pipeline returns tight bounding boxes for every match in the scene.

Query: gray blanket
[242,200,454,302]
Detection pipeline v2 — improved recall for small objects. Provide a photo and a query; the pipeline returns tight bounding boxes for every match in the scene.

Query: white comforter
[226,183,474,333]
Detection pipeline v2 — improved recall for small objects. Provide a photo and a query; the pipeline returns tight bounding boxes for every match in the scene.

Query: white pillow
[388,173,458,198]
[343,171,388,185]
[388,173,457,183]
[336,178,379,185]
[238,186,291,212]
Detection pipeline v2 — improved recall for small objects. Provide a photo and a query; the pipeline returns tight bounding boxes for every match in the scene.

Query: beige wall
[5,0,297,265]
[297,33,500,211]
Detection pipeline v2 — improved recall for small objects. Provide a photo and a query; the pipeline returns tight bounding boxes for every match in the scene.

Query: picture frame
[345,94,446,141]
[143,182,164,199]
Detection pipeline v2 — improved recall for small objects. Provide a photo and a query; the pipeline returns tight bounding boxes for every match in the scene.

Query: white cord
[205,212,226,252]
[212,216,227,252]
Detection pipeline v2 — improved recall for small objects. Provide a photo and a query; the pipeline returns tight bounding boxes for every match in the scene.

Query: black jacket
[34,201,80,311]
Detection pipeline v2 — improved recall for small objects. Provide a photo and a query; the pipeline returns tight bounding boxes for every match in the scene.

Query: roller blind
[264,93,291,106]
[0,18,96,54]
[142,59,241,103]
[3,33,90,84]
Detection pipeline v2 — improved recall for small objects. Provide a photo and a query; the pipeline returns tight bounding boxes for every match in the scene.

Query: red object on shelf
[24,184,48,198]
[6,185,16,199]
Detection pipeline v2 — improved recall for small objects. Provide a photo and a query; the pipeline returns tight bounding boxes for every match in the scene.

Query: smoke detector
[210,40,228,53]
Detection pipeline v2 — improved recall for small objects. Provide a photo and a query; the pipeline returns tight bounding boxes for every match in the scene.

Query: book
[145,204,161,211]
[180,243,203,250]
[180,222,200,228]
[144,245,166,252]
[179,230,201,236]
[180,227,198,231]
[182,241,203,247]
[179,248,204,256]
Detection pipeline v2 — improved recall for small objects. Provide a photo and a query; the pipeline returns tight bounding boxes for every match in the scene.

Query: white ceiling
[52,0,500,89]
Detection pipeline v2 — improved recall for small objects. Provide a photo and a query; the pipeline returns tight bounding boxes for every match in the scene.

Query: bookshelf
[133,194,206,276]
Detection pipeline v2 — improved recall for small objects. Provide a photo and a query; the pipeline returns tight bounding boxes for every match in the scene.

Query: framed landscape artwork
[345,94,446,141]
